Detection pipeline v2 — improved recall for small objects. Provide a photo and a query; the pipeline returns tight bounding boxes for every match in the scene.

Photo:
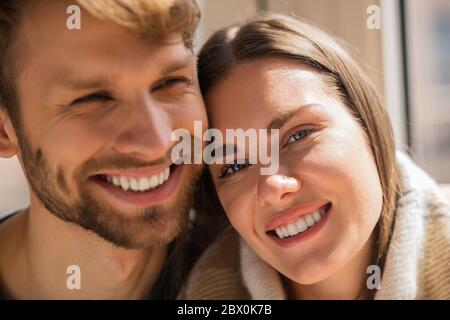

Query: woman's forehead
[205,59,332,130]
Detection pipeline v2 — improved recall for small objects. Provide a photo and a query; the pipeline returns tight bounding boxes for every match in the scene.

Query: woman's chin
[281,257,343,286]
[287,269,331,286]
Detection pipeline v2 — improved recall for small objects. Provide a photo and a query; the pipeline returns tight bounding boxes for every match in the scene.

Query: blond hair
[197,14,400,278]
[75,0,200,48]
[0,0,200,121]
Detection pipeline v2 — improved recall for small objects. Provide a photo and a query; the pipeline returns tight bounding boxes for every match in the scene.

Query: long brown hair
[196,14,399,276]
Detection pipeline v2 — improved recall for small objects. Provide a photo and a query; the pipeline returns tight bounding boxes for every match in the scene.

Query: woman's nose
[257,174,301,206]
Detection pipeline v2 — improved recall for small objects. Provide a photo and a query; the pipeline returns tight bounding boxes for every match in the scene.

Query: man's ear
[0,109,19,158]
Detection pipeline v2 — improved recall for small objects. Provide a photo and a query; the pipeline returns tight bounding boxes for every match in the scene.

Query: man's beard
[17,132,202,249]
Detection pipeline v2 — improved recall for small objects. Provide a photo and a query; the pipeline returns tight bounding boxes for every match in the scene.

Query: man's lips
[94,162,173,179]
[265,201,332,232]
[89,163,183,207]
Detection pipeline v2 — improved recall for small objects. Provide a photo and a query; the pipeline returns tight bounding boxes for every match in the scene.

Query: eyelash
[219,161,250,179]
[219,128,314,179]
[153,77,194,91]
[284,128,314,146]
[70,92,112,106]
[69,77,193,106]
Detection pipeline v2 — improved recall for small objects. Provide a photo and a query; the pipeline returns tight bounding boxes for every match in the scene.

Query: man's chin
[74,166,198,248]
[72,204,188,249]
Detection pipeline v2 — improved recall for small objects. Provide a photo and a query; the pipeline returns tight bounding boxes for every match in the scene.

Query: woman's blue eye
[219,162,249,178]
[286,129,313,144]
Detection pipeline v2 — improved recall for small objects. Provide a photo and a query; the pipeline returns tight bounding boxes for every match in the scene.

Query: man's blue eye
[286,129,313,144]
[219,162,249,178]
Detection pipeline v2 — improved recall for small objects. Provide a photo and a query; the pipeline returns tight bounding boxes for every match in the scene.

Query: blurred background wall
[0,157,28,214]
[0,0,449,215]
[197,0,385,95]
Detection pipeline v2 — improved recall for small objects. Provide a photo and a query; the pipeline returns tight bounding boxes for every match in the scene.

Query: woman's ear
[0,109,19,158]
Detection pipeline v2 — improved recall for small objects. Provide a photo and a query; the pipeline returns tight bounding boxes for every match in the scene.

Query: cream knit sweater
[180,153,450,299]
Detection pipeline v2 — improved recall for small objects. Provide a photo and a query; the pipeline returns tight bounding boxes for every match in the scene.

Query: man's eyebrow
[62,79,110,90]
[266,103,319,130]
[57,77,112,91]
[54,54,194,91]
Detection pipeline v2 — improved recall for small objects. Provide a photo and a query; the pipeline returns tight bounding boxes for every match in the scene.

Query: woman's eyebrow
[266,103,319,130]
[211,144,238,157]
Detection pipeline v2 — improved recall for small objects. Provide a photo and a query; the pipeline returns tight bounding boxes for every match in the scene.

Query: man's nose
[257,173,301,207]
[112,97,174,160]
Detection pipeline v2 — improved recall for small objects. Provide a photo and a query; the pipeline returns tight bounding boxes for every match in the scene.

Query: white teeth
[305,214,315,227]
[273,207,328,239]
[287,224,297,236]
[296,218,308,233]
[138,177,150,191]
[130,178,139,191]
[164,168,170,181]
[281,226,290,238]
[103,166,171,192]
[149,175,159,188]
[312,211,321,222]
[275,229,284,239]
[112,177,120,186]
[120,176,130,191]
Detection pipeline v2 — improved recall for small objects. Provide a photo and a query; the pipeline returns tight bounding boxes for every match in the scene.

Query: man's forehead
[16,1,194,94]
[19,0,190,63]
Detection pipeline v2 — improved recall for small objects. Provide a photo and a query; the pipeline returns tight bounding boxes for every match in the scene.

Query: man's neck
[0,197,168,299]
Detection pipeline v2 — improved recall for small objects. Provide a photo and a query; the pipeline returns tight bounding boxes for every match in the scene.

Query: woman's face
[206,58,383,285]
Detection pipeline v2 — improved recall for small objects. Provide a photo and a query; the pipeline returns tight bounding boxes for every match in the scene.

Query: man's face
[12,1,207,248]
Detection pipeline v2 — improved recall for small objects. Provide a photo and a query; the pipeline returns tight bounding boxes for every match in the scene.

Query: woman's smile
[264,201,332,247]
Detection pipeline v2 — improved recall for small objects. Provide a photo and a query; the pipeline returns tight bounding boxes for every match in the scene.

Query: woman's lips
[267,203,332,248]
[265,201,332,232]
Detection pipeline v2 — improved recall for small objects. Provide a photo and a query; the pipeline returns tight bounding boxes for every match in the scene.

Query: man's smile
[90,163,184,207]
[97,165,172,192]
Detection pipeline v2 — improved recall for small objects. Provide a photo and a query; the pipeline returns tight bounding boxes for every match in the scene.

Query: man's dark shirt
[0,210,214,300]
[0,211,18,300]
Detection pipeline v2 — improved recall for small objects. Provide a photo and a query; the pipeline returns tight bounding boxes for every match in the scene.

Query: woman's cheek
[310,126,383,228]
[218,183,256,234]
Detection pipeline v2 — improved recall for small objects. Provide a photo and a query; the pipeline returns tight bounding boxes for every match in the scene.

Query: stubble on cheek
[57,166,69,194]
[17,118,203,248]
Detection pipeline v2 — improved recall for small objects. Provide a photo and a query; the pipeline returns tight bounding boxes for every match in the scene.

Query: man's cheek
[176,100,208,127]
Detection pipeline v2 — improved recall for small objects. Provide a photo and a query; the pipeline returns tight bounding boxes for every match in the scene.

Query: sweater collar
[375,152,448,299]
